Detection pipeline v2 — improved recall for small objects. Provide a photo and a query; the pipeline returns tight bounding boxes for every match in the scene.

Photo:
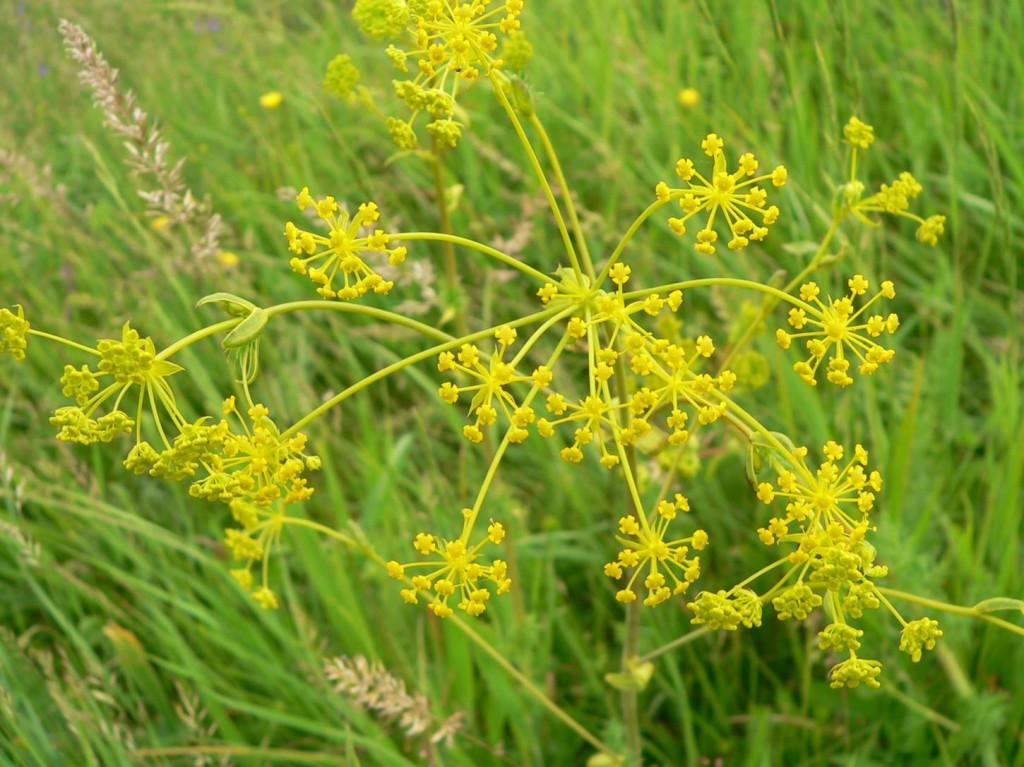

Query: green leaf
[150,359,185,378]
[604,661,654,691]
[221,308,268,350]
[972,597,1024,614]
[196,292,258,318]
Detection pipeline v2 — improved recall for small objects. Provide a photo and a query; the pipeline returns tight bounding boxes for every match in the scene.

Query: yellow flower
[840,118,945,245]
[689,588,762,630]
[191,399,320,506]
[677,87,699,107]
[775,275,898,387]
[0,305,30,362]
[842,116,875,149]
[323,54,361,101]
[216,250,240,268]
[50,323,186,447]
[259,91,283,109]
[501,32,533,70]
[755,441,885,582]
[437,327,543,444]
[352,0,411,39]
[285,188,407,300]
[657,134,786,254]
[828,656,882,689]
[382,0,526,147]
[899,617,942,662]
[386,518,512,617]
[604,495,706,607]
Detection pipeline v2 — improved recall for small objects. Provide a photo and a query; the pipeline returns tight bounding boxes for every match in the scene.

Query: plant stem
[450,616,615,757]
[877,588,1024,637]
[612,346,643,766]
[621,598,642,766]
[489,72,583,280]
[25,328,103,356]
[637,626,711,664]
[279,306,562,439]
[527,112,596,281]
[430,136,468,336]
[398,231,552,283]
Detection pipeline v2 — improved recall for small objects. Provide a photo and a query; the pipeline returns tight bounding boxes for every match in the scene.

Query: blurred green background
[1,1,1022,765]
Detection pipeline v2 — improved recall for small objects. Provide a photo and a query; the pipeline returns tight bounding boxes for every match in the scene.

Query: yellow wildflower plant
[9,11,1021,765]
[603,495,707,607]
[386,516,511,618]
[437,325,548,444]
[367,0,525,147]
[0,305,30,361]
[285,187,407,299]
[655,133,787,254]
[839,116,946,245]
[50,322,185,447]
[774,274,899,387]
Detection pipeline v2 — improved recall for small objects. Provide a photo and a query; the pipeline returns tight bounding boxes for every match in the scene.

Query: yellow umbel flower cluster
[603,495,707,606]
[194,398,320,506]
[50,322,185,446]
[386,516,512,617]
[755,441,882,556]
[775,275,899,387]
[655,133,786,255]
[285,187,407,300]
[123,398,320,508]
[0,305,29,361]
[224,497,287,609]
[840,116,946,245]
[437,325,549,444]
[532,265,736,470]
[748,441,942,687]
[680,440,944,688]
[378,0,525,147]
[323,54,362,101]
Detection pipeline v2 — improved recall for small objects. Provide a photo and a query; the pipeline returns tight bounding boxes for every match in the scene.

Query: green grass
[2,1,1023,765]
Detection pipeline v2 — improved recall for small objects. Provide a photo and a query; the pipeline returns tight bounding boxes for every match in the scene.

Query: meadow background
[1,1,1022,765]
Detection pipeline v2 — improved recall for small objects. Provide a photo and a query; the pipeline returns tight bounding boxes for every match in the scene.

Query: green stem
[398,232,551,283]
[158,301,455,364]
[622,277,814,313]
[155,318,239,360]
[708,391,818,487]
[280,306,562,439]
[489,71,583,279]
[612,347,643,767]
[280,516,358,549]
[26,328,103,356]
[719,216,842,369]
[621,599,642,766]
[527,112,595,280]
[450,615,615,757]
[636,626,711,664]
[595,198,673,286]
[430,136,468,337]
[263,301,454,343]
[877,588,1024,638]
